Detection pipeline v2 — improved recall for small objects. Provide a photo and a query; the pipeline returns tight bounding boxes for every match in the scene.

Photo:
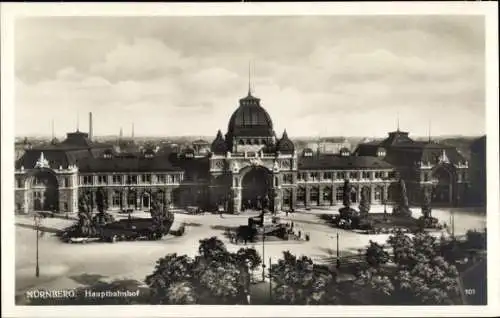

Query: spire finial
[76,111,80,132]
[51,118,55,140]
[248,60,252,96]
[132,123,135,139]
[428,118,431,143]
[397,111,400,132]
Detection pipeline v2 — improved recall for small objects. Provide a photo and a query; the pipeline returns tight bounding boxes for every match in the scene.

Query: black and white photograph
[1,2,499,317]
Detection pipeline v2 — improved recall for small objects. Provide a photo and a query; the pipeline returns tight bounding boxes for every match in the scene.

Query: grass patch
[367,213,418,231]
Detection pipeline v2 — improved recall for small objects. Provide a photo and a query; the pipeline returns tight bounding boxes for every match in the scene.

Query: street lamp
[34,214,41,277]
[261,231,266,281]
[336,232,340,269]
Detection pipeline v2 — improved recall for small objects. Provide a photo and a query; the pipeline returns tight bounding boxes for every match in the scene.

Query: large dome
[227,92,274,138]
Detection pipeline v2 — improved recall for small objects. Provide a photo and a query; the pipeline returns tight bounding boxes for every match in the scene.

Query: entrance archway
[29,169,59,212]
[241,166,271,210]
[432,166,454,205]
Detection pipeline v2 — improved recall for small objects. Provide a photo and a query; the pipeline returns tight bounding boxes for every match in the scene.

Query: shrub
[416,216,440,229]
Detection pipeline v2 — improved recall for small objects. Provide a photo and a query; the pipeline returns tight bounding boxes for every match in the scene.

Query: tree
[76,193,96,237]
[145,237,260,305]
[149,194,174,234]
[94,187,114,225]
[366,240,389,268]
[145,253,195,304]
[198,236,228,261]
[393,178,411,217]
[359,187,371,218]
[387,232,460,304]
[421,187,432,219]
[236,247,262,272]
[166,282,197,304]
[354,267,395,305]
[270,251,340,305]
[342,179,352,208]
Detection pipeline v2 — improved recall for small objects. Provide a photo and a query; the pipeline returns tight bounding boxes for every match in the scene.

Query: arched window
[310,187,319,205]
[336,187,344,202]
[112,192,121,208]
[323,187,333,205]
[297,187,306,204]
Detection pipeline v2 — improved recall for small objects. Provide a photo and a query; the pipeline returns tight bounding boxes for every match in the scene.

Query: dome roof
[227,92,274,138]
[276,130,294,153]
[211,130,228,154]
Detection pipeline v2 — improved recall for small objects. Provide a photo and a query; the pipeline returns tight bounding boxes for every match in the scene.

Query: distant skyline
[15,16,485,138]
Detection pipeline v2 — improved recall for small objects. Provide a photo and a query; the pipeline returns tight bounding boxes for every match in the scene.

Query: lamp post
[34,214,41,278]
[261,231,266,281]
[336,233,340,269]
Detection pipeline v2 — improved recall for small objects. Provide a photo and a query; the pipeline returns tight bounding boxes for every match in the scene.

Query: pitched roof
[298,154,393,170]
[78,154,182,173]
[16,149,93,170]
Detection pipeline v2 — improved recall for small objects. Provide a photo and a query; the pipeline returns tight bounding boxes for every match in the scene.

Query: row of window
[80,174,182,186]
[293,170,393,183]
[282,186,386,202]
[21,177,71,188]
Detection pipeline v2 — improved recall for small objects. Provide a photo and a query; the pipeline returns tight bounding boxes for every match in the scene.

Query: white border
[1,2,499,317]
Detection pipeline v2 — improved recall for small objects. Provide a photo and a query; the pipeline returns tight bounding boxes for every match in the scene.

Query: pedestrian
[286,210,289,217]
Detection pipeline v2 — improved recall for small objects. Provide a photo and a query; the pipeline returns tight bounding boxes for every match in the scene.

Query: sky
[14,15,485,138]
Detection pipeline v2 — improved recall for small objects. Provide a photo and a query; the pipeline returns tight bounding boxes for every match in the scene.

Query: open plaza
[15,205,486,300]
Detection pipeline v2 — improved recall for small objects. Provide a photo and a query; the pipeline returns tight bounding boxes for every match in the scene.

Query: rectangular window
[142,174,151,184]
[375,171,384,179]
[127,175,137,184]
[17,179,23,188]
[112,175,122,184]
[337,172,346,180]
[157,174,166,183]
[283,174,293,184]
[98,175,107,184]
[362,171,370,179]
[323,172,333,180]
[112,192,121,207]
[350,172,359,180]
[83,176,93,185]
[310,172,319,181]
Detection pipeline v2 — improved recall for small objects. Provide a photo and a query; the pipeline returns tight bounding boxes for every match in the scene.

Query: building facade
[14,90,471,214]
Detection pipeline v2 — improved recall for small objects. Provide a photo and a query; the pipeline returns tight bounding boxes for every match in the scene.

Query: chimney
[89,112,93,141]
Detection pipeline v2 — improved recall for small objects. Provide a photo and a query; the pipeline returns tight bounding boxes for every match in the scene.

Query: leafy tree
[465,229,486,250]
[270,251,340,305]
[149,194,174,234]
[236,247,262,271]
[394,256,460,305]
[198,236,228,260]
[76,193,96,237]
[366,240,389,268]
[421,187,432,219]
[354,267,395,304]
[393,179,411,217]
[342,179,352,208]
[166,282,197,304]
[382,231,460,304]
[359,187,371,218]
[94,187,114,225]
[145,237,260,305]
